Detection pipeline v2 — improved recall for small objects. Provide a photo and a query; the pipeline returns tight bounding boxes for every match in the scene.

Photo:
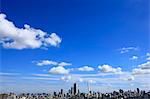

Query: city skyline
[1,83,150,99]
[0,0,150,93]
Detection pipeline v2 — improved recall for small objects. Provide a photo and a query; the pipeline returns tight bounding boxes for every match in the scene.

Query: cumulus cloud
[0,13,61,49]
[146,53,150,56]
[118,47,138,53]
[98,64,122,74]
[60,75,72,82]
[127,76,135,81]
[78,66,94,71]
[58,62,72,67]
[132,68,150,75]
[138,61,150,69]
[35,60,72,67]
[60,75,83,83]
[121,76,134,81]
[36,60,58,66]
[129,56,138,60]
[132,61,150,75]
[49,66,70,75]
[146,53,150,61]
[147,57,150,61]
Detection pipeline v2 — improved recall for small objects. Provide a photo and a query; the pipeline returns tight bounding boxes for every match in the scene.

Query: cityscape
[0,83,150,99]
[0,0,150,99]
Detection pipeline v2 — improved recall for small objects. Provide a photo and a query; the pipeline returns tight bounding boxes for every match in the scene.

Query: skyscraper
[74,83,77,95]
[71,87,73,95]
[61,89,63,95]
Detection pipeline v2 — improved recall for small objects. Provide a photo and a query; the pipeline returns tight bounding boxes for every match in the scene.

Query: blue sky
[0,0,150,93]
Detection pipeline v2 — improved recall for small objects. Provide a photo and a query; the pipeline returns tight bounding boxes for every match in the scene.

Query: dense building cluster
[0,83,150,99]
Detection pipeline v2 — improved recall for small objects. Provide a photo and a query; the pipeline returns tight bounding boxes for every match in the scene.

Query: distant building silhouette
[61,89,63,95]
[0,83,150,99]
[73,83,77,95]
[71,87,73,95]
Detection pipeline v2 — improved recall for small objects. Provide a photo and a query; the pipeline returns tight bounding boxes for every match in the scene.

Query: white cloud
[31,74,53,77]
[88,80,96,84]
[44,33,62,47]
[0,72,20,76]
[118,47,138,53]
[36,60,58,66]
[122,76,134,81]
[138,61,150,69]
[58,62,72,67]
[132,68,150,75]
[147,57,150,61]
[60,74,85,83]
[130,56,138,60]
[22,77,59,80]
[78,78,84,82]
[35,60,72,67]
[146,53,150,56]
[60,75,72,82]
[98,64,122,74]
[146,53,150,61]
[0,13,61,49]
[78,66,94,71]
[49,66,70,75]
[132,61,150,75]
[127,76,135,81]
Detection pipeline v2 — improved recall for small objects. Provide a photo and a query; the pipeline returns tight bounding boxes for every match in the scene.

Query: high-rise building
[78,89,80,94]
[71,87,73,95]
[137,88,140,93]
[68,89,71,94]
[61,89,63,95]
[74,83,77,95]
[54,91,57,96]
